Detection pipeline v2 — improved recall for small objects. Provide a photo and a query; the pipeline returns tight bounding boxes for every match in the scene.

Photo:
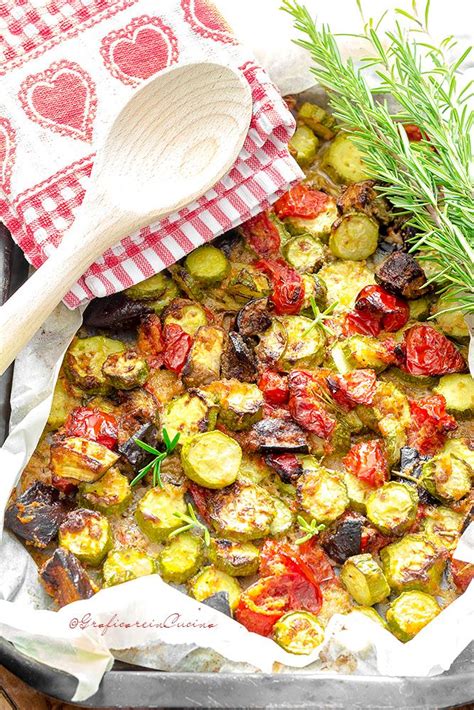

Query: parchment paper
[1,0,473,702]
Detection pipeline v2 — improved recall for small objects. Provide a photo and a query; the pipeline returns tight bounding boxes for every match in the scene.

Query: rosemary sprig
[295,515,326,544]
[169,503,211,546]
[130,428,180,488]
[282,0,474,314]
[303,296,337,336]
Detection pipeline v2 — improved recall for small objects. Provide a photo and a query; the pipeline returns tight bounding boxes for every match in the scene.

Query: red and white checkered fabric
[0,0,302,307]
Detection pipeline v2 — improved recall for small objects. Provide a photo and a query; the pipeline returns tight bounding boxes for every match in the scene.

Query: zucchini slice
[380,534,445,595]
[322,133,370,184]
[340,553,390,605]
[159,532,204,583]
[209,539,260,577]
[289,124,319,166]
[343,471,373,514]
[318,260,375,311]
[269,497,294,536]
[365,482,418,536]
[147,279,180,314]
[420,506,463,551]
[298,101,335,140]
[163,299,208,336]
[341,336,391,372]
[103,548,156,587]
[124,272,171,301]
[238,453,271,484]
[434,374,474,417]
[79,467,132,516]
[135,485,187,542]
[65,336,126,394]
[301,273,328,311]
[58,509,112,566]
[297,467,349,524]
[255,319,287,366]
[185,244,230,285]
[102,350,149,390]
[217,381,264,431]
[50,437,119,483]
[209,481,275,541]
[408,297,431,321]
[273,611,325,655]
[189,565,241,610]
[284,198,338,241]
[182,326,226,388]
[47,375,82,430]
[181,431,242,488]
[329,213,379,261]
[284,234,325,273]
[161,391,217,446]
[227,264,272,301]
[278,315,326,370]
[419,446,472,502]
[432,299,469,339]
[386,591,440,642]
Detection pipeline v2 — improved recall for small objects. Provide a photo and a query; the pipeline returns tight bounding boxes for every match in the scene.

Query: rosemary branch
[295,515,326,544]
[169,503,211,546]
[130,428,180,488]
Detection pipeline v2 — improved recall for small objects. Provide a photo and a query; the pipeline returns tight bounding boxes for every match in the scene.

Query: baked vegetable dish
[7,99,473,655]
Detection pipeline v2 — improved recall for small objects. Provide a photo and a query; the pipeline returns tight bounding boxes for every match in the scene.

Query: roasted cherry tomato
[288,370,336,439]
[407,395,457,456]
[137,313,163,368]
[265,453,302,483]
[261,540,334,589]
[64,407,118,450]
[450,559,474,593]
[255,258,304,315]
[240,212,281,257]
[342,439,389,488]
[258,371,289,405]
[326,369,377,410]
[162,323,192,374]
[345,310,382,337]
[354,285,410,333]
[51,476,78,495]
[274,184,330,219]
[400,324,466,376]
[404,124,423,141]
[187,482,211,524]
[360,525,393,555]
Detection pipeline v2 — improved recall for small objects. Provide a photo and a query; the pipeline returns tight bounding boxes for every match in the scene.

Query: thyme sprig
[282,0,474,314]
[130,428,180,488]
[295,515,326,544]
[303,296,337,336]
[169,503,211,546]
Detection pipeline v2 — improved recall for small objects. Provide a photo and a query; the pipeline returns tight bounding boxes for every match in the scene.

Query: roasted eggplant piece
[386,590,440,642]
[159,532,204,583]
[83,293,153,329]
[118,422,158,469]
[255,319,287,366]
[58,508,112,566]
[209,481,275,541]
[201,591,233,617]
[336,180,391,224]
[321,513,364,563]
[236,298,272,337]
[250,417,309,453]
[273,611,325,654]
[182,325,226,388]
[5,482,74,548]
[189,565,241,610]
[265,453,304,484]
[181,430,242,488]
[221,332,258,382]
[103,548,156,587]
[40,548,97,607]
[340,553,390,605]
[136,485,187,542]
[375,251,428,299]
[209,539,260,577]
[380,533,445,594]
[394,446,435,505]
[50,437,120,483]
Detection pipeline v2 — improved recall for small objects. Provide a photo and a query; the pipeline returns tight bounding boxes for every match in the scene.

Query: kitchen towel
[0,0,302,307]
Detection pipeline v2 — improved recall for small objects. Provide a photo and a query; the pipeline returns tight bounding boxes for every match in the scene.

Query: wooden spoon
[0,61,252,374]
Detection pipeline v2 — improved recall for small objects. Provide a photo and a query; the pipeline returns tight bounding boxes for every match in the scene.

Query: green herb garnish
[295,515,327,544]
[130,428,180,488]
[168,503,211,546]
[303,296,337,336]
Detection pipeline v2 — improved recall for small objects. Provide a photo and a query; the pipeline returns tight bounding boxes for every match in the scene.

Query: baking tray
[0,225,473,708]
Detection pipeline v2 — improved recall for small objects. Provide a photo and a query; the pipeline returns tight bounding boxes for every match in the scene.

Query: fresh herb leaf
[303,296,338,336]
[169,503,211,546]
[295,515,326,544]
[130,428,180,488]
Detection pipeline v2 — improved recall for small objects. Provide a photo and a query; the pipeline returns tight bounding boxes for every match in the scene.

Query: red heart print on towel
[0,117,16,194]
[181,0,236,45]
[100,16,179,87]
[19,61,97,142]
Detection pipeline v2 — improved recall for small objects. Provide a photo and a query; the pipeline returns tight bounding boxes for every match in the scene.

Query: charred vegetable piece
[39,548,96,607]
[340,553,390,605]
[255,319,287,366]
[161,392,216,445]
[365,482,418,536]
[181,431,242,488]
[209,539,260,576]
[47,376,82,430]
[298,101,335,140]
[273,610,325,654]
[83,293,153,329]
[79,467,132,516]
[386,591,440,642]
[278,315,326,370]
[103,548,156,587]
[420,506,463,551]
[102,350,149,390]
[209,481,275,541]
[50,437,120,483]
[182,326,225,388]
[163,299,208,336]
[284,234,325,273]
[65,336,126,394]
[118,422,158,468]
[5,482,73,548]
[321,515,363,563]
[380,534,445,594]
[136,485,187,542]
[236,298,272,337]
[228,264,272,301]
[125,272,171,300]
[269,498,294,536]
[221,332,258,383]
[419,445,472,502]
[189,565,241,610]
[185,245,230,285]
[375,251,428,300]
[322,133,369,184]
[329,213,379,261]
[159,532,204,583]
[289,124,319,166]
[218,381,264,431]
[336,180,391,224]
[251,417,309,453]
[58,508,112,566]
[297,467,349,524]
[434,374,474,417]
